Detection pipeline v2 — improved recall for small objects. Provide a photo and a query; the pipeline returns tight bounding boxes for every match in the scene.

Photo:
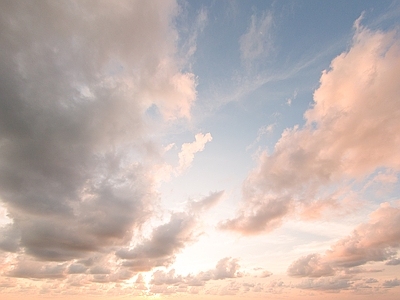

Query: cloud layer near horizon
[221,22,400,235]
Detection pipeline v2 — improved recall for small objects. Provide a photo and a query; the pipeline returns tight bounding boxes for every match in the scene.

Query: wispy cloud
[240,10,274,69]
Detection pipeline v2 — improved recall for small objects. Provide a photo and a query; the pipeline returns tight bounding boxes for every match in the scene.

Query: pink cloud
[222,22,400,234]
[178,133,213,172]
[288,203,400,277]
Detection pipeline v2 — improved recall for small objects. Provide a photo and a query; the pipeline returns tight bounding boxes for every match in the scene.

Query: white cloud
[178,133,213,172]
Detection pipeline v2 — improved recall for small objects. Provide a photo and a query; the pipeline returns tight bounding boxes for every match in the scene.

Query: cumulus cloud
[0,0,198,280]
[383,278,400,288]
[288,254,335,278]
[178,133,212,172]
[151,269,183,286]
[386,258,400,265]
[150,257,241,287]
[260,270,273,278]
[288,203,400,277]
[155,132,213,182]
[116,212,197,272]
[115,190,223,273]
[296,277,352,291]
[8,260,66,279]
[223,20,400,234]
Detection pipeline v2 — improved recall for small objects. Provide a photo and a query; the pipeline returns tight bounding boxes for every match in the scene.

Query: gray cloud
[115,190,225,272]
[0,0,197,280]
[8,260,66,279]
[189,190,224,213]
[116,212,197,271]
[383,278,400,288]
[385,258,400,265]
[296,277,352,291]
[287,254,335,278]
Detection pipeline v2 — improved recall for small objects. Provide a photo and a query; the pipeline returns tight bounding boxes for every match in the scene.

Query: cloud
[0,224,20,253]
[0,0,197,279]
[287,254,335,278]
[178,133,212,172]
[240,10,274,68]
[116,189,223,273]
[150,257,241,288]
[8,260,66,279]
[296,277,352,291]
[186,257,241,286]
[219,196,292,234]
[151,269,184,286]
[222,21,400,234]
[260,270,273,278]
[189,190,224,212]
[386,258,400,265]
[246,123,276,151]
[288,203,400,277]
[179,6,208,65]
[383,278,400,288]
[212,257,241,280]
[116,212,197,272]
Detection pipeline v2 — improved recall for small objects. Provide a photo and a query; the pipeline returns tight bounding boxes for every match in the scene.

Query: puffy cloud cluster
[0,0,199,282]
[296,277,352,291]
[116,190,224,273]
[383,278,400,288]
[288,203,400,277]
[178,133,213,172]
[222,20,400,234]
[116,213,197,272]
[150,257,242,287]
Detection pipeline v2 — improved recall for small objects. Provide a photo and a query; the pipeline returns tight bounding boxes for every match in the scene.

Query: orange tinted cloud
[288,203,400,277]
[222,22,400,234]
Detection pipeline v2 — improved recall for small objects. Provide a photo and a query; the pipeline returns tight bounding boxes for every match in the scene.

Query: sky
[0,0,400,299]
